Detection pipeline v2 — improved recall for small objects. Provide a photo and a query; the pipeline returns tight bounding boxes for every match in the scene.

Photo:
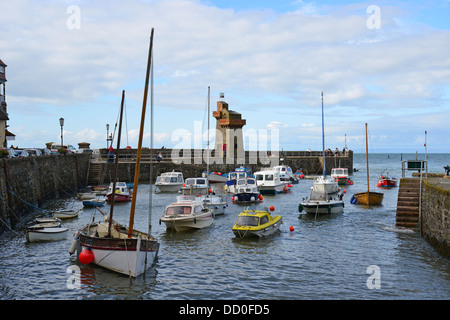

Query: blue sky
[1,0,450,153]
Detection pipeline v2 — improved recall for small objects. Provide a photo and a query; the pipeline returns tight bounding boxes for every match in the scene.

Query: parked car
[8,148,17,158]
[25,148,42,156]
[39,148,52,155]
[15,150,30,157]
[50,144,68,154]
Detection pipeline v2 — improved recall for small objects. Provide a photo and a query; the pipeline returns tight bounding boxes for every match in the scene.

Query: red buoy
[79,249,94,265]
[269,205,275,211]
[289,226,294,232]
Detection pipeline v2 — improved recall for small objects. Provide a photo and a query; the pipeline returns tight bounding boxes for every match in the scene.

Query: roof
[0,59,6,67]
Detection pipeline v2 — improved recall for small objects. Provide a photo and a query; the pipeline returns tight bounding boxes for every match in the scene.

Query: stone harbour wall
[0,154,90,234]
[421,178,450,257]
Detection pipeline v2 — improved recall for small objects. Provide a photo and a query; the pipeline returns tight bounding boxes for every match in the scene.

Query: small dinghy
[82,199,106,207]
[26,227,69,242]
[54,209,79,219]
[26,221,68,242]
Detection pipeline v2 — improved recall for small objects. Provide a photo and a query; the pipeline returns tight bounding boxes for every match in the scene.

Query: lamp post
[59,117,64,148]
[106,124,109,149]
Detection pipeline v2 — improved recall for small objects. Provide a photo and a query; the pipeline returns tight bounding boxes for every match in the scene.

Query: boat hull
[352,191,383,205]
[232,216,282,238]
[376,179,397,188]
[203,201,227,216]
[26,227,69,242]
[155,183,183,193]
[207,173,228,184]
[106,194,131,202]
[78,233,159,278]
[233,192,261,204]
[83,199,105,207]
[54,210,79,219]
[161,214,213,232]
[258,183,286,194]
[300,200,344,215]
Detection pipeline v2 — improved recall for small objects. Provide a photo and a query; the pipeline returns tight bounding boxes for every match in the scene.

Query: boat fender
[350,195,357,204]
[194,218,197,224]
[68,231,79,255]
[298,203,303,213]
[328,205,331,214]
[159,219,161,225]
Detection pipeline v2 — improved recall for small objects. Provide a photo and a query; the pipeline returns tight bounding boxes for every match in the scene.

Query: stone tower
[212,94,246,162]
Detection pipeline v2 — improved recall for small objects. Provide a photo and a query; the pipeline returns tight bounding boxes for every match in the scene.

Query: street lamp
[59,117,64,147]
[106,124,109,149]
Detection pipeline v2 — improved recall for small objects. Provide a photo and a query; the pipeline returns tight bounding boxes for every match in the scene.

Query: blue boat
[82,199,106,207]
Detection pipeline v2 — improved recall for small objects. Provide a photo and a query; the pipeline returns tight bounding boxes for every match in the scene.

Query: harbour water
[1,153,449,300]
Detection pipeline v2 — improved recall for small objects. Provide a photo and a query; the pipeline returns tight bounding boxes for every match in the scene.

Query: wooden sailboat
[72,29,159,277]
[351,123,383,205]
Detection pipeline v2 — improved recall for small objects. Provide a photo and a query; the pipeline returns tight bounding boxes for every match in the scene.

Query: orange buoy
[269,205,275,211]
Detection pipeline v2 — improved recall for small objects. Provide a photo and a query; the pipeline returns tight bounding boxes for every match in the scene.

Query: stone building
[212,94,246,162]
[0,58,15,148]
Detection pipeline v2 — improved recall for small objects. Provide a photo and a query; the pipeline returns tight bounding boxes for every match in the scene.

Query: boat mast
[207,86,210,178]
[365,123,369,196]
[321,91,326,177]
[128,28,154,238]
[108,89,125,237]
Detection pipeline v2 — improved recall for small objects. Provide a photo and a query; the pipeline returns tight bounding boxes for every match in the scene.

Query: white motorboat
[224,170,250,194]
[254,169,289,194]
[298,92,344,216]
[26,222,68,242]
[311,175,340,195]
[273,165,299,184]
[160,199,214,232]
[106,181,132,202]
[180,177,212,196]
[202,194,227,215]
[155,171,184,192]
[299,190,344,215]
[204,171,228,183]
[331,168,353,185]
[232,177,263,204]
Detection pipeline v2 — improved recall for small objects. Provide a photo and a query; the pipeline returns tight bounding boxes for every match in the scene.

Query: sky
[1,0,450,153]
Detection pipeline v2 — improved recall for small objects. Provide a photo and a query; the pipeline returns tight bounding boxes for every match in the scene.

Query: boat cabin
[164,202,206,215]
[254,170,281,184]
[236,211,270,227]
[156,172,183,184]
[331,168,348,177]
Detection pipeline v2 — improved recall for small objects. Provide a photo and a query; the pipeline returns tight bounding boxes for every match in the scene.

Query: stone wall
[94,150,353,185]
[0,154,90,234]
[421,178,450,257]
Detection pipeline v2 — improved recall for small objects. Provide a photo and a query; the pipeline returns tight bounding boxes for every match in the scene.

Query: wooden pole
[128,28,154,238]
[365,123,370,203]
[108,89,125,237]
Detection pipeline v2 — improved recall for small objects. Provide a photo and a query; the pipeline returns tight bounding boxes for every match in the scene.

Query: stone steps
[396,178,420,230]
[87,162,102,185]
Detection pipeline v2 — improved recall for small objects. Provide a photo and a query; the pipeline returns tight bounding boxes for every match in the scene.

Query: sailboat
[299,92,344,215]
[71,29,160,277]
[351,123,383,205]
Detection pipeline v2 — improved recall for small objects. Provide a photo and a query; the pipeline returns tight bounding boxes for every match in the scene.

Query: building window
[0,66,4,73]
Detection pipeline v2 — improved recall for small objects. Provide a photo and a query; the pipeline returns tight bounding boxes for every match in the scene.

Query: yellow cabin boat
[232,208,282,238]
